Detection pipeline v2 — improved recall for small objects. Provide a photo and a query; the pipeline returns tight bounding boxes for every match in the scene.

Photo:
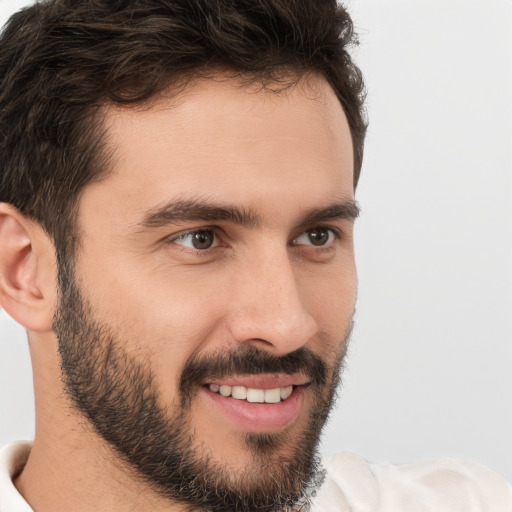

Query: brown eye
[173,230,217,250]
[307,228,330,246]
[292,227,336,247]
[191,231,214,249]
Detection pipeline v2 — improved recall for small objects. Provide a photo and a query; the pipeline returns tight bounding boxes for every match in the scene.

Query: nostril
[242,338,274,351]
[227,292,318,354]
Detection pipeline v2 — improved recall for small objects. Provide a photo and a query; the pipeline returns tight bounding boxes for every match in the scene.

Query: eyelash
[168,227,225,256]
[291,227,340,248]
[167,225,342,256]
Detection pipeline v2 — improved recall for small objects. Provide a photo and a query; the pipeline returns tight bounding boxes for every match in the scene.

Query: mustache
[179,346,328,400]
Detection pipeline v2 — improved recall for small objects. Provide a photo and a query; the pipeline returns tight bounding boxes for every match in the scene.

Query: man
[0,1,510,511]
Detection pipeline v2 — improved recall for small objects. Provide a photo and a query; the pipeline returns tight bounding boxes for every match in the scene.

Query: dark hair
[0,0,366,257]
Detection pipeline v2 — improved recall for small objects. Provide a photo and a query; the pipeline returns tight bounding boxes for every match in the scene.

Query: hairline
[58,67,357,261]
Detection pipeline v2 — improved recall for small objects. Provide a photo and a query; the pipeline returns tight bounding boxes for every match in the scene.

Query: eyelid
[291,226,341,246]
[166,226,223,253]
[164,224,342,253]
[168,226,217,241]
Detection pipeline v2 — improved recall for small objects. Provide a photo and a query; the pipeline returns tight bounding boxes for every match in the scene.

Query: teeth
[247,388,265,403]
[219,385,231,397]
[208,384,295,403]
[264,388,281,403]
[231,386,247,400]
[280,385,293,400]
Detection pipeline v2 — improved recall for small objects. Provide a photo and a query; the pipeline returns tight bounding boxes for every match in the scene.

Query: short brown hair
[0,0,366,257]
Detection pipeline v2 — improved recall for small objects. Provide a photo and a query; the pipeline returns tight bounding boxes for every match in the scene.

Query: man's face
[54,74,357,511]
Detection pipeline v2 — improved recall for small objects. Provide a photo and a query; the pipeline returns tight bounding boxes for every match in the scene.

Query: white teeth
[231,386,248,400]
[208,383,295,403]
[280,386,293,400]
[219,385,232,397]
[247,388,265,403]
[264,388,282,403]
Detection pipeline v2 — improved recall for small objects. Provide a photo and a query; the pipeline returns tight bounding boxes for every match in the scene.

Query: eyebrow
[141,198,261,228]
[140,197,360,230]
[297,201,360,228]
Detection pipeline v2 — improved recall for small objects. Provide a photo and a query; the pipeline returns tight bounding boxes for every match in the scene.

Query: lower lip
[202,386,306,433]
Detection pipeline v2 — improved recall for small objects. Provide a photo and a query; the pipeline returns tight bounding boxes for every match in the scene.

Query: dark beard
[53,268,350,512]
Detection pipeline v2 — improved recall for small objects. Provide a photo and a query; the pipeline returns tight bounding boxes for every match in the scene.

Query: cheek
[299,262,356,318]
[297,262,356,357]
[79,248,228,337]
[76,255,231,391]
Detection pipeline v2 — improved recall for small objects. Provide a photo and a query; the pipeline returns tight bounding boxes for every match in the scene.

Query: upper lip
[205,373,309,389]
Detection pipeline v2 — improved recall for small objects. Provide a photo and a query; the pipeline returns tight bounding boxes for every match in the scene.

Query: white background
[1,0,511,481]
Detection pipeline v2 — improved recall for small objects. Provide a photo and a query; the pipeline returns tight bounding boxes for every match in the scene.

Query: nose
[227,249,319,355]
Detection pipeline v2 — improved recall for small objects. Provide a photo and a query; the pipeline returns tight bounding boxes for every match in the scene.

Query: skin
[0,73,357,511]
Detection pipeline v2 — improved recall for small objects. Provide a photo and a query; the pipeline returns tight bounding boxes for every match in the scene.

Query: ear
[0,203,57,332]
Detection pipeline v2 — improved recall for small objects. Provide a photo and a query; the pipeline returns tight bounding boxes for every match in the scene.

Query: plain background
[1,0,511,481]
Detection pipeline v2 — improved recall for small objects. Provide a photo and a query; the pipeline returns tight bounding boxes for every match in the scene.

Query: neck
[15,333,189,512]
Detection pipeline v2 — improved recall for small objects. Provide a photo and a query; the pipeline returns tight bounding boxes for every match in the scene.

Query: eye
[172,229,218,250]
[292,227,337,247]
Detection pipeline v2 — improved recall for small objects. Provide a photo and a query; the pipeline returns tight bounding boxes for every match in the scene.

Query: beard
[53,266,351,512]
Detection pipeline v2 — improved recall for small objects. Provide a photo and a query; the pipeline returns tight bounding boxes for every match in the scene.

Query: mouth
[201,374,309,432]
[208,383,295,403]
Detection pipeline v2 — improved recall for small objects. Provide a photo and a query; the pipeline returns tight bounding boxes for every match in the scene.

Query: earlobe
[0,203,56,332]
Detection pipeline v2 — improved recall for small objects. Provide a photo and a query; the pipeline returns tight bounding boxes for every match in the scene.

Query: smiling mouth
[208,383,295,403]
[202,376,309,432]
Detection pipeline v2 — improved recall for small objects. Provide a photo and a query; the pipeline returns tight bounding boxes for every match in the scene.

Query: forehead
[85,74,354,225]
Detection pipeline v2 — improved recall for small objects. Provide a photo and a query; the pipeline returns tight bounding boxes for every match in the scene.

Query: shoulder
[312,452,512,512]
[0,442,33,512]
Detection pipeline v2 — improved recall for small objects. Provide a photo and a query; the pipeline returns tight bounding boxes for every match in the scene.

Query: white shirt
[1,442,511,511]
